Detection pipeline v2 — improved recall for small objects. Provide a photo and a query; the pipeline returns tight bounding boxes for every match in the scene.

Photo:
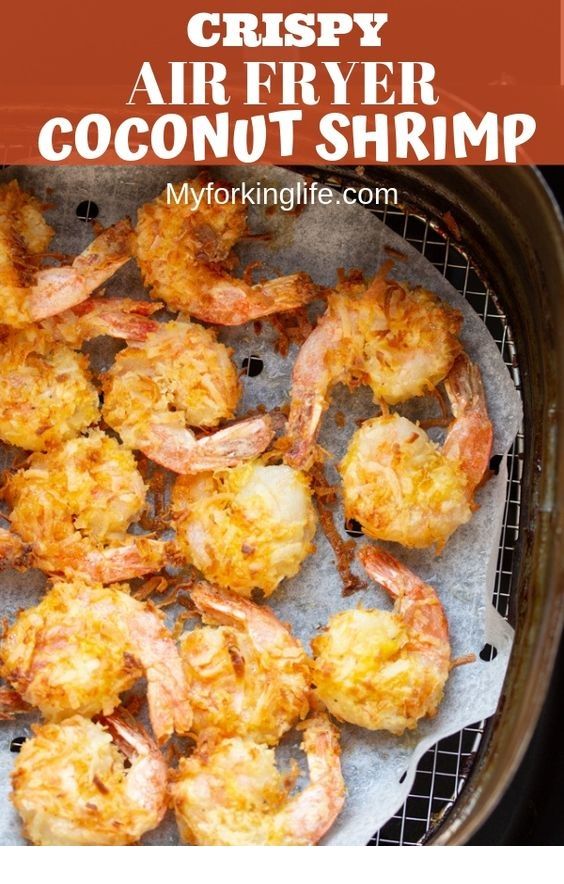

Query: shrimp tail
[42,297,162,346]
[98,709,156,760]
[285,391,325,470]
[259,273,319,315]
[76,538,168,584]
[282,715,345,844]
[142,414,275,474]
[359,545,450,659]
[443,355,493,489]
[286,316,342,470]
[195,273,318,326]
[358,545,424,600]
[190,583,287,650]
[127,605,193,743]
[98,710,168,819]
[27,219,134,321]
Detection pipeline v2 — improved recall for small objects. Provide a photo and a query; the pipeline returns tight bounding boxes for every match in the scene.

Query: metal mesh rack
[345,200,524,845]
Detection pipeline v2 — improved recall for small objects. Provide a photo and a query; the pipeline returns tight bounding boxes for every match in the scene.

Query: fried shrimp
[180,583,310,744]
[171,714,345,845]
[0,577,192,741]
[0,180,133,327]
[286,270,462,469]
[340,355,493,550]
[135,176,317,324]
[172,459,317,596]
[11,713,168,845]
[2,429,166,582]
[101,318,273,472]
[0,302,159,452]
[312,547,451,734]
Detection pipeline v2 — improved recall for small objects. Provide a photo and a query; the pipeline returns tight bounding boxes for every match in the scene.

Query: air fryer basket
[291,165,564,845]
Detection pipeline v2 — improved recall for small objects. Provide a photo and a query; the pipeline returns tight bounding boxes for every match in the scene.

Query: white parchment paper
[0,166,522,846]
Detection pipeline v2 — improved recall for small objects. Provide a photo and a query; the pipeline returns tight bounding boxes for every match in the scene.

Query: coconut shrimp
[135,175,317,324]
[11,713,168,845]
[340,355,493,550]
[101,318,273,472]
[0,576,192,741]
[180,583,310,744]
[171,714,345,846]
[2,429,166,582]
[172,459,317,597]
[286,270,462,469]
[0,301,160,452]
[0,180,133,328]
[312,547,451,734]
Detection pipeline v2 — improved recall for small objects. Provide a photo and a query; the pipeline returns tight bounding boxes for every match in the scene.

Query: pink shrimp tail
[193,273,317,326]
[45,297,162,345]
[285,391,325,470]
[78,538,168,584]
[99,708,168,820]
[27,219,133,321]
[143,414,275,474]
[190,583,288,650]
[358,545,422,600]
[98,709,155,758]
[283,715,345,844]
[127,605,193,742]
[286,317,342,470]
[359,545,450,655]
[443,355,493,489]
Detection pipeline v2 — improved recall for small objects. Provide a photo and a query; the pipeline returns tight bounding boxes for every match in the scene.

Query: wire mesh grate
[341,197,524,846]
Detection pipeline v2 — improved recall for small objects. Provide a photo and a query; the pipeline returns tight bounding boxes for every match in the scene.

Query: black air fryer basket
[290,165,564,845]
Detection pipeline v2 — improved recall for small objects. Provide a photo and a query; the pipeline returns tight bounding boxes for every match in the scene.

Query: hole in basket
[344,518,363,537]
[479,644,498,662]
[242,355,264,377]
[399,770,407,784]
[76,200,99,222]
[10,736,27,753]
[489,454,503,475]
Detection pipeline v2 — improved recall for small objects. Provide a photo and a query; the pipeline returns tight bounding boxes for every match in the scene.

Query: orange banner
[1,0,562,164]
